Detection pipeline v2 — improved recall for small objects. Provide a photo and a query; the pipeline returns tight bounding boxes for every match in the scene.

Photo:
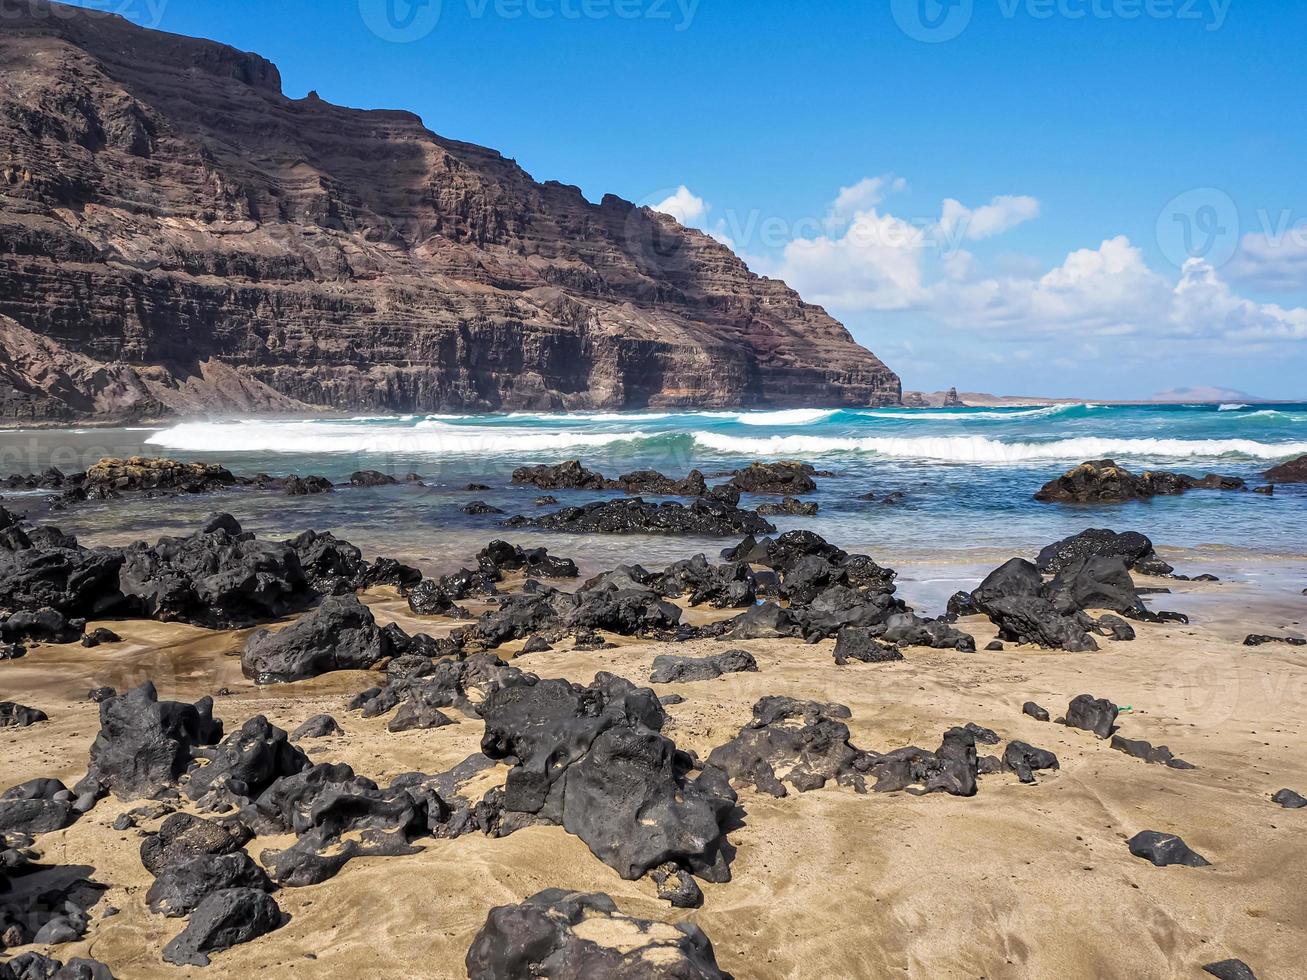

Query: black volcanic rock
[1036,459,1246,503]
[1036,529,1174,577]
[0,701,48,728]
[1203,960,1258,980]
[1264,454,1307,483]
[1126,831,1210,868]
[1271,788,1306,809]
[241,595,393,684]
[650,649,758,684]
[79,682,223,801]
[505,497,775,537]
[161,887,284,967]
[0,5,900,420]
[465,890,727,980]
[1063,694,1119,739]
[729,462,819,495]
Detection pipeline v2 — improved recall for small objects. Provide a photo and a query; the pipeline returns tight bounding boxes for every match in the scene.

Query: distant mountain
[1152,386,1264,404]
[0,0,900,421]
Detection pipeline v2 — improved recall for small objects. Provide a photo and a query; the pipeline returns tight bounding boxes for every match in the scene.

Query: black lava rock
[1126,830,1210,868]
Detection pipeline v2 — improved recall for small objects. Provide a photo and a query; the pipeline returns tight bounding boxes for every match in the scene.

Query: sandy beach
[3,575,1305,979]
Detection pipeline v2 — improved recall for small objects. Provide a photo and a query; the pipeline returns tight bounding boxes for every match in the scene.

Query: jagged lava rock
[465,890,727,980]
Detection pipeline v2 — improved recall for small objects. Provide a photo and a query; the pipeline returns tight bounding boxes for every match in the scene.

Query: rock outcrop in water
[1264,454,1307,483]
[1035,459,1246,503]
[0,0,899,421]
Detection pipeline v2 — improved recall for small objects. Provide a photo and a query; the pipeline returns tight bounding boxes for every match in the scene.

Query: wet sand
[3,580,1307,978]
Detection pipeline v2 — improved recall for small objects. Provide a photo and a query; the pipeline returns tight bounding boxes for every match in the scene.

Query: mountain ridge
[0,0,900,421]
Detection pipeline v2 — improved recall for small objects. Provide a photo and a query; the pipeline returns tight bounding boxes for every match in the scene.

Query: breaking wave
[691,432,1307,463]
[856,403,1091,422]
[736,409,839,426]
[146,421,653,455]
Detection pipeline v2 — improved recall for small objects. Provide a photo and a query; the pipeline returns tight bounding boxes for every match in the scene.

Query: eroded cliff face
[0,0,900,420]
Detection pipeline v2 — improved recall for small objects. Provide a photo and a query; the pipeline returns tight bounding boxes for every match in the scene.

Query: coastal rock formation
[0,1,898,420]
[504,497,775,537]
[1036,529,1175,577]
[1264,454,1307,483]
[1035,460,1246,503]
[465,890,728,980]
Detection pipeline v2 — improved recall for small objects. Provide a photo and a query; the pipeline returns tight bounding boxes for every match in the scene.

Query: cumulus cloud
[777,208,930,311]
[652,186,708,227]
[655,176,1307,354]
[1171,258,1307,342]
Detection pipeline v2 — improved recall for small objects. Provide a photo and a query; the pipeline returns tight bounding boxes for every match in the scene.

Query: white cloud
[1171,258,1307,342]
[652,186,708,227]
[825,175,907,231]
[937,194,1040,243]
[777,208,929,311]
[1228,231,1307,292]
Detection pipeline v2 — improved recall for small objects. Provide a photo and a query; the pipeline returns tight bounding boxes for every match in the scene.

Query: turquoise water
[1,403,1304,616]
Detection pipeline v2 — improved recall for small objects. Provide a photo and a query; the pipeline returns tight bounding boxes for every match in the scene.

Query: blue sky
[64,0,1307,399]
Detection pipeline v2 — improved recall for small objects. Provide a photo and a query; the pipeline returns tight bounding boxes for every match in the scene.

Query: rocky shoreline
[1,453,1304,976]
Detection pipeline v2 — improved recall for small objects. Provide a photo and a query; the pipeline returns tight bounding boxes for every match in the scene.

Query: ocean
[2,402,1305,621]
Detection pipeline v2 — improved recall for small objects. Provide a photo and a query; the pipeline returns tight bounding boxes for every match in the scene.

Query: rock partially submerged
[1036,528,1175,577]
[1264,453,1307,484]
[465,890,727,980]
[727,461,819,495]
[505,496,775,537]
[757,497,819,517]
[1035,459,1246,503]
[84,457,236,495]
[511,461,609,491]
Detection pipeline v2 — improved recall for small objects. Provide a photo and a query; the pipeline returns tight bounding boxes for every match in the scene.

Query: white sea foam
[735,409,839,426]
[145,421,650,455]
[691,431,1307,463]
[857,403,1085,422]
[1218,403,1251,411]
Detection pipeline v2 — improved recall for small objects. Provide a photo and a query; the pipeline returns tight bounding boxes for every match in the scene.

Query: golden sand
[2,587,1305,978]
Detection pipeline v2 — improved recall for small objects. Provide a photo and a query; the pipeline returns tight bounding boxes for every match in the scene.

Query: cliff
[0,0,900,419]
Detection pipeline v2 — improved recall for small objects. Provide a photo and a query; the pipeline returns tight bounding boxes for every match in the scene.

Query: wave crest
[691,431,1307,463]
[146,421,652,455]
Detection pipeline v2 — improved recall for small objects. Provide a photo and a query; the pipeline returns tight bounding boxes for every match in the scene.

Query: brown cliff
[0,0,899,420]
